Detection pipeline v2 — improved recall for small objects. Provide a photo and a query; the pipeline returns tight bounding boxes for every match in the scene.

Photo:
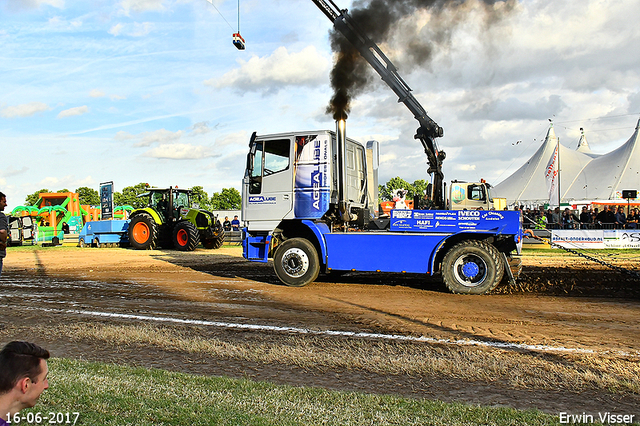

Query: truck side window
[263,139,290,176]
[249,142,263,194]
[468,184,486,201]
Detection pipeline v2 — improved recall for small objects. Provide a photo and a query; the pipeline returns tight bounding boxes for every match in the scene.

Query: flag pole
[557,136,561,208]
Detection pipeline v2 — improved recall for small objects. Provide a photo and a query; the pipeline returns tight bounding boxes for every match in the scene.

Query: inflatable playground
[10,191,132,244]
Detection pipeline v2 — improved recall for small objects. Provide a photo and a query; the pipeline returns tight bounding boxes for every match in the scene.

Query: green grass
[25,358,559,426]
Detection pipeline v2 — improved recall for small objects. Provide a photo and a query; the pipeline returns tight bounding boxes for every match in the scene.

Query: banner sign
[390,209,522,235]
[100,181,114,220]
[551,229,640,249]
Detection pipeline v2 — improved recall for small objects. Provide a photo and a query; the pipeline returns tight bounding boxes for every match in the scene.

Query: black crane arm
[311,0,446,208]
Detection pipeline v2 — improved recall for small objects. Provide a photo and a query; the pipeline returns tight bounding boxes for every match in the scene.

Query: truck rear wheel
[129,213,158,250]
[442,240,504,294]
[273,238,320,287]
[173,221,200,251]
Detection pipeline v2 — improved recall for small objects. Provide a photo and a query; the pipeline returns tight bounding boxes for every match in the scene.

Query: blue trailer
[78,220,130,248]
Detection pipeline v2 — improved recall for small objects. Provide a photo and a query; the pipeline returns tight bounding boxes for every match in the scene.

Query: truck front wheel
[273,238,320,287]
[442,240,504,294]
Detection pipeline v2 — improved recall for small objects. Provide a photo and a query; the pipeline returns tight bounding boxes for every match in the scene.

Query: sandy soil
[1,246,639,416]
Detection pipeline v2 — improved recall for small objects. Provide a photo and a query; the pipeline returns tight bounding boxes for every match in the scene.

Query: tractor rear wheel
[173,221,200,251]
[441,240,504,295]
[129,213,158,250]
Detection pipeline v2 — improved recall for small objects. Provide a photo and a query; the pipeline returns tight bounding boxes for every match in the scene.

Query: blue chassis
[243,210,522,275]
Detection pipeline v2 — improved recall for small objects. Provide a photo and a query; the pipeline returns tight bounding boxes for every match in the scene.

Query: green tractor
[128,187,225,251]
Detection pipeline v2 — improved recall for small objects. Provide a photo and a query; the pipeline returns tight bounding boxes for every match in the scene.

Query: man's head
[0,342,50,408]
[0,192,6,212]
[234,215,238,219]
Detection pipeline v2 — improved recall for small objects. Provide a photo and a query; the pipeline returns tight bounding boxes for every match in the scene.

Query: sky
[1,0,640,211]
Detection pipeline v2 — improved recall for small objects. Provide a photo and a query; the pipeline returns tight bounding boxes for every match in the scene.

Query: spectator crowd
[516,205,639,230]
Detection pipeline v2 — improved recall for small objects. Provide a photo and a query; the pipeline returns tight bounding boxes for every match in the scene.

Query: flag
[545,144,559,206]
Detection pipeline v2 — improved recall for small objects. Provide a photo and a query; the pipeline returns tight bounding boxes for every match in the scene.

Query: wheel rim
[453,254,488,287]
[177,229,188,246]
[132,222,149,243]
[281,248,309,278]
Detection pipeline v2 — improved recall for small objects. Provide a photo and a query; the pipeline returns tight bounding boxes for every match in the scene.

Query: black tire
[129,213,158,250]
[441,240,504,295]
[173,221,200,251]
[78,239,86,248]
[273,238,320,287]
[94,238,101,248]
[203,219,225,249]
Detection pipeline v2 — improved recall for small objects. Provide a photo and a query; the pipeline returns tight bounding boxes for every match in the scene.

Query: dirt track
[1,246,639,416]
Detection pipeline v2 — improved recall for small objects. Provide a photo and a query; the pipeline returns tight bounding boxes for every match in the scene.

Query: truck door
[243,137,294,226]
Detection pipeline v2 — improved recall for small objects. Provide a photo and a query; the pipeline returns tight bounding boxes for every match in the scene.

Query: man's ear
[18,377,31,394]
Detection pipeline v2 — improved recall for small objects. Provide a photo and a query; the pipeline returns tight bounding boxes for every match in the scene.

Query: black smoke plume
[327,0,515,120]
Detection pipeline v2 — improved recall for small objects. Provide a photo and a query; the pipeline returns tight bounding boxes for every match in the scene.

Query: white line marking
[6,305,639,357]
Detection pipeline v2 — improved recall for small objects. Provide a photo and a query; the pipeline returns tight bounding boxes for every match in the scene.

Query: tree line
[23,176,424,211]
[23,184,241,210]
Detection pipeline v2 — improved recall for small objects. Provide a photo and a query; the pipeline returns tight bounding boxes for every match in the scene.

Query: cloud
[144,143,215,160]
[207,46,330,93]
[89,89,106,98]
[3,0,64,11]
[110,94,126,100]
[1,102,51,118]
[120,0,166,15]
[114,131,135,140]
[190,122,212,136]
[108,22,153,37]
[109,23,124,36]
[135,128,184,147]
[57,105,89,118]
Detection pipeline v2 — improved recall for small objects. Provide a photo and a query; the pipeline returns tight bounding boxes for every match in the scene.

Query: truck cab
[447,180,505,211]
[242,130,378,232]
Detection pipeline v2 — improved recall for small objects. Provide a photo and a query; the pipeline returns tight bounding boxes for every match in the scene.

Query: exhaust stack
[336,119,354,223]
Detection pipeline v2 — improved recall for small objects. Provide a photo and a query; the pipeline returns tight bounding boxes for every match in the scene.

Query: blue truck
[78,220,130,248]
[242,0,523,294]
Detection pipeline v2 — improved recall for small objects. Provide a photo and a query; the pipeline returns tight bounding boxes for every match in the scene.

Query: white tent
[492,125,593,205]
[575,128,600,158]
[563,119,640,200]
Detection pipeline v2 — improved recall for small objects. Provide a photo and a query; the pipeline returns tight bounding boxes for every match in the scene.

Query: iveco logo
[459,211,480,217]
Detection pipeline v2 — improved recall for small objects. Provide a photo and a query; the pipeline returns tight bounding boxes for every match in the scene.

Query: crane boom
[311,0,446,208]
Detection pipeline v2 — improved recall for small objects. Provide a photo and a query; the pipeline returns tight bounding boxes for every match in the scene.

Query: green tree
[210,188,241,210]
[114,183,150,209]
[24,189,50,206]
[57,188,70,193]
[76,187,100,206]
[190,186,212,210]
[378,177,431,203]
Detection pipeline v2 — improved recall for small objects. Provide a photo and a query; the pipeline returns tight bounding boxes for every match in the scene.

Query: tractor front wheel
[203,220,225,249]
[173,221,200,251]
[129,213,158,250]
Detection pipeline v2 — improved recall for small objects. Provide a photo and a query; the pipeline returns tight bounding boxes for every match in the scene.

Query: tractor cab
[141,188,192,222]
